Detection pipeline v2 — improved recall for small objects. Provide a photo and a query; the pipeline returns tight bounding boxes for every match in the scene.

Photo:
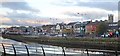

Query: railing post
[115,40,119,56]
[12,44,16,56]
[86,49,89,56]
[62,47,66,56]
[41,46,46,56]
[1,43,6,56]
[115,50,118,56]
[25,45,30,56]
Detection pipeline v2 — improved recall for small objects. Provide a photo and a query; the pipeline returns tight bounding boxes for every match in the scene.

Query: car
[101,33,110,38]
[50,34,57,36]
[75,34,84,37]
[56,34,67,37]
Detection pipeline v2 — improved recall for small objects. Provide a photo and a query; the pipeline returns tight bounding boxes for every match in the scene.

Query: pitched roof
[67,22,78,25]
[87,22,100,26]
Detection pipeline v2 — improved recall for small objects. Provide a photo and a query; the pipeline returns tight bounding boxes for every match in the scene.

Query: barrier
[1,43,6,56]
[86,49,89,56]
[41,46,46,56]
[62,47,66,56]
[0,43,47,56]
[12,44,16,56]
[0,43,119,56]
[25,45,29,56]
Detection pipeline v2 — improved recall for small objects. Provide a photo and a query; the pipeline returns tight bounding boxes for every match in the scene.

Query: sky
[0,0,120,26]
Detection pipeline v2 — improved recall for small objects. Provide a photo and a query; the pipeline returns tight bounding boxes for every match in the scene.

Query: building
[85,21,100,34]
[66,21,90,36]
[66,22,80,35]
[108,22,119,31]
[108,14,113,23]
[42,25,55,33]
[5,27,22,34]
[73,22,81,34]
[0,28,7,34]
[55,23,66,34]
[66,22,76,36]
[66,22,76,29]
[74,22,87,35]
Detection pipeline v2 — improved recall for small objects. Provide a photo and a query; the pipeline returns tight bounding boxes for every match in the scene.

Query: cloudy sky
[0,0,119,26]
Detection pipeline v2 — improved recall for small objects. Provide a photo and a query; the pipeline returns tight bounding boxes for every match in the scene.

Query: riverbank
[2,34,120,51]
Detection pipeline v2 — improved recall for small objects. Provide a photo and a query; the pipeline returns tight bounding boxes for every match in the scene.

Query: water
[0,36,119,56]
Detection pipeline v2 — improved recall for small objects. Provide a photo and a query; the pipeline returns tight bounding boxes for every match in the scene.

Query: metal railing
[0,43,119,56]
[0,43,67,56]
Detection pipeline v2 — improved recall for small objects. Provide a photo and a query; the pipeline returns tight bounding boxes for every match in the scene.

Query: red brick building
[85,22,99,34]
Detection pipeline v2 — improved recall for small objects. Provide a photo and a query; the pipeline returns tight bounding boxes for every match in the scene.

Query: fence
[1,43,49,56]
[0,43,119,56]
[0,43,70,56]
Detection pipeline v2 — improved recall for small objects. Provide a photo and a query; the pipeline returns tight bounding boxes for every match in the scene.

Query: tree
[118,20,120,33]
[96,22,108,36]
[118,20,120,27]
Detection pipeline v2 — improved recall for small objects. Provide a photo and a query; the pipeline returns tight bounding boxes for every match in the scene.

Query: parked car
[56,34,67,37]
[101,33,110,38]
[75,34,84,37]
[50,34,57,36]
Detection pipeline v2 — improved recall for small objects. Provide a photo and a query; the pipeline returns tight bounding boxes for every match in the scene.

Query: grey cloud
[1,2,39,12]
[5,11,39,19]
[90,0,119,2]
[2,11,50,26]
[76,2,118,11]
[2,21,41,26]
[2,19,21,26]
[64,11,108,20]
[2,18,42,26]
[57,0,118,11]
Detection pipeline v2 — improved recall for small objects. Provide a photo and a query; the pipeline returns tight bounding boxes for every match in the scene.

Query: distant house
[66,22,78,36]
[5,27,22,34]
[66,22,76,29]
[42,25,55,33]
[0,28,7,34]
[50,25,56,34]
[56,24,61,30]
[67,22,82,32]
[85,21,100,34]
[74,22,82,34]
[55,23,66,34]
[66,21,89,36]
